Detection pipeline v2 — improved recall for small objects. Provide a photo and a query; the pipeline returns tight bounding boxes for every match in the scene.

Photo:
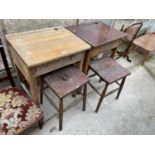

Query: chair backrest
[121,22,143,52]
[0,40,15,86]
[122,22,143,42]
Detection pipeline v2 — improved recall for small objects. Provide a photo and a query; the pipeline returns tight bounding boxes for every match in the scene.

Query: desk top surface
[66,22,126,47]
[6,27,91,68]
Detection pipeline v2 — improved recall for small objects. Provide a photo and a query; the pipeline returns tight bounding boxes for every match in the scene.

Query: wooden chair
[88,57,131,113]
[0,41,43,135]
[117,22,143,62]
[40,65,88,131]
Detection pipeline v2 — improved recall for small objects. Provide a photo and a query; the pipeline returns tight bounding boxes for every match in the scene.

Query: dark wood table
[134,33,155,64]
[66,22,127,73]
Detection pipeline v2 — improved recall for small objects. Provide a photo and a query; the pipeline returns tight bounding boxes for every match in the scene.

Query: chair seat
[0,87,43,135]
[43,65,89,98]
[89,58,130,83]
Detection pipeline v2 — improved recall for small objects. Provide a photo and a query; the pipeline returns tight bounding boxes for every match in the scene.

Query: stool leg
[95,83,109,113]
[83,84,87,111]
[59,98,63,131]
[116,77,126,100]
[72,90,77,97]
[40,78,44,104]
[99,78,102,83]
[77,87,82,95]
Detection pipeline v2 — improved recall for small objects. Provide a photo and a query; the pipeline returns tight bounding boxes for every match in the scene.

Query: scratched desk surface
[6,27,91,68]
[66,22,126,47]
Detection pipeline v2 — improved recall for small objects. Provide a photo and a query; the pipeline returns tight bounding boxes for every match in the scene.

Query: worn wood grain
[5,27,90,103]
[66,22,126,47]
[6,27,90,68]
[67,23,126,73]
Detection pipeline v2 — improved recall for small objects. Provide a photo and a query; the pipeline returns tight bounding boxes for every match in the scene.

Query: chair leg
[95,83,109,113]
[83,84,87,111]
[142,52,149,65]
[117,51,131,62]
[59,98,63,131]
[116,77,126,100]
[39,116,44,129]
[40,78,44,104]
[126,55,132,63]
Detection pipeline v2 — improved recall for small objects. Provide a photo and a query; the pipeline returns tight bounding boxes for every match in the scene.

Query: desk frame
[7,42,86,104]
[83,39,120,74]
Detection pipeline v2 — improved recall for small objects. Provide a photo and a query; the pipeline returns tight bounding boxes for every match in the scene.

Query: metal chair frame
[117,22,143,62]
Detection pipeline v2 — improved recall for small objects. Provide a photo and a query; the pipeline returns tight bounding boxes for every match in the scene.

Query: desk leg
[15,66,26,85]
[29,75,39,105]
[111,48,117,58]
[83,51,91,74]
[74,53,86,95]
[14,66,39,104]
[76,52,86,71]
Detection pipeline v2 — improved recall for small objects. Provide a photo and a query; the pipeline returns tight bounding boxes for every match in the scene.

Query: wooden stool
[89,57,131,113]
[40,65,88,131]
